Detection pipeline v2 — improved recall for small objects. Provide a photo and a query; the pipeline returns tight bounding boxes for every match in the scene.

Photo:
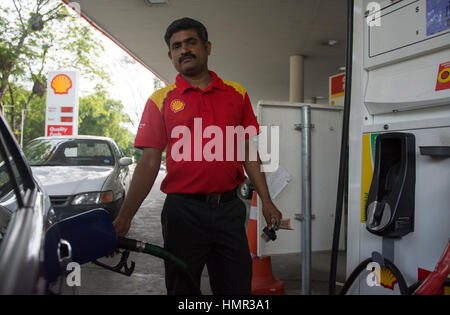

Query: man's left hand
[261,201,282,230]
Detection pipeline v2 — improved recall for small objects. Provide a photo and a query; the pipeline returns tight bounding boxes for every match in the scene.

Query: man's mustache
[179,53,196,63]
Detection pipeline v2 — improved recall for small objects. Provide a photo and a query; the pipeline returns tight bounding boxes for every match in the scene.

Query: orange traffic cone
[247,191,284,295]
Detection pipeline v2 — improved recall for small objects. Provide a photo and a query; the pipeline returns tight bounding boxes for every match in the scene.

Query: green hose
[117,237,201,295]
[143,243,188,269]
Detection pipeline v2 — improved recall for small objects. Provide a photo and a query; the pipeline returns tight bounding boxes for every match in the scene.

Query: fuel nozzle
[365,133,415,238]
[261,218,278,242]
[117,237,187,270]
[116,237,146,252]
[261,227,277,242]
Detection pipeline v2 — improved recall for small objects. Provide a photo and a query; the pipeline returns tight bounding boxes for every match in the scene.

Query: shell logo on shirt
[170,99,186,113]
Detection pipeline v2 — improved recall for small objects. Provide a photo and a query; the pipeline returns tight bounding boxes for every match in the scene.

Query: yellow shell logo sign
[170,99,185,113]
[51,74,73,94]
[380,268,398,290]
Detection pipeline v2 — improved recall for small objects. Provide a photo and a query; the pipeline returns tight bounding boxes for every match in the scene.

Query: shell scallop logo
[170,99,185,113]
[51,74,73,94]
[380,268,398,290]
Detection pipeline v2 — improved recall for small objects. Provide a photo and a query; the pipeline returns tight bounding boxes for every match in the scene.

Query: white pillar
[290,55,305,103]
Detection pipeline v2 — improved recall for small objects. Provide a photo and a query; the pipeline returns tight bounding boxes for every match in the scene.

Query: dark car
[0,116,66,294]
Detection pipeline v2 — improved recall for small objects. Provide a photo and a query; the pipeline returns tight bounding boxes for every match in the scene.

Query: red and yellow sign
[329,73,345,105]
[436,61,450,91]
[46,70,78,137]
[170,99,185,113]
[51,74,73,94]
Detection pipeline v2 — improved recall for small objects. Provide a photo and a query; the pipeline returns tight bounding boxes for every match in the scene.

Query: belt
[174,187,238,205]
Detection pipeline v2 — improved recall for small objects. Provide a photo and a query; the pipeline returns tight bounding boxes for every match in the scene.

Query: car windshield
[23,138,115,167]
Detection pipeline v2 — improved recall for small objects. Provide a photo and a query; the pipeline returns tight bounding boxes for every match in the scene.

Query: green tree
[5,84,135,156]
[2,83,46,143]
[0,0,108,139]
[78,85,134,157]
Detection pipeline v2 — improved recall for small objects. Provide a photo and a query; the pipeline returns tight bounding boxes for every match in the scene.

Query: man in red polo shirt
[113,17,282,295]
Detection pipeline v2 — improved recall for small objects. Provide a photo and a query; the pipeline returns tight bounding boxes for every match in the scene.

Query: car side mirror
[44,209,117,283]
[119,157,133,166]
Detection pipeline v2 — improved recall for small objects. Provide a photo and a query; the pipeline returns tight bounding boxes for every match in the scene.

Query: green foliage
[23,87,46,141]
[4,84,135,158]
[0,1,107,83]
[0,0,109,140]
[2,83,45,142]
[78,85,134,157]
[0,1,147,161]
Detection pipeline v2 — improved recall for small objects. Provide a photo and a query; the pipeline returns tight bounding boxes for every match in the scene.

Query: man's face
[168,29,211,76]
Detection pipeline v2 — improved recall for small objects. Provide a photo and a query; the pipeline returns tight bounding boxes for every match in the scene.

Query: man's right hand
[113,216,131,239]
[111,147,162,239]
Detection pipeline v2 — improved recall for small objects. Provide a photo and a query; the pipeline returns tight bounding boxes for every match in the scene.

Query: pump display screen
[426,0,450,36]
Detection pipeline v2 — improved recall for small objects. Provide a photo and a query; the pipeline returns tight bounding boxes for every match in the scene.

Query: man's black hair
[164,17,208,48]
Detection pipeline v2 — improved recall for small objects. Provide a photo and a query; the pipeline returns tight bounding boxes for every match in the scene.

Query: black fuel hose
[329,0,354,295]
[117,237,202,295]
[339,257,408,295]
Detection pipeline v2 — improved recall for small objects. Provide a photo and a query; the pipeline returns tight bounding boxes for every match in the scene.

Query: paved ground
[60,169,346,295]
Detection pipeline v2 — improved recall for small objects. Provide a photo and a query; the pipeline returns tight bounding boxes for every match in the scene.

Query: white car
[23,135,133,221]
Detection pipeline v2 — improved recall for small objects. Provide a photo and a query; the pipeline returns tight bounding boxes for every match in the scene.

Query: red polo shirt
[135,71,259,194]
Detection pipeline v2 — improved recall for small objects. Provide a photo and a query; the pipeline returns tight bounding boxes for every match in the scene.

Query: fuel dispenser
[332,0,450,295]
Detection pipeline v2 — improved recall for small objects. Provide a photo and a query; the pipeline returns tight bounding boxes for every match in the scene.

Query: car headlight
[71,191,113,205]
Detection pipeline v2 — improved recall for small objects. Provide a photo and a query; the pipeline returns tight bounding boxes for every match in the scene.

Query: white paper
[267,165,292,199]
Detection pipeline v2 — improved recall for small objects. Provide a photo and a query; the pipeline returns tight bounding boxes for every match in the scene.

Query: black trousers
[161,193,252,295]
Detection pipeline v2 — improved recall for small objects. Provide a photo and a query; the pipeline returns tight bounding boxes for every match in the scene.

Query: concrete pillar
[289,55,304,103]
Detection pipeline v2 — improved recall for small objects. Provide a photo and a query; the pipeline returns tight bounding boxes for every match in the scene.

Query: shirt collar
[175,71,227,94]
